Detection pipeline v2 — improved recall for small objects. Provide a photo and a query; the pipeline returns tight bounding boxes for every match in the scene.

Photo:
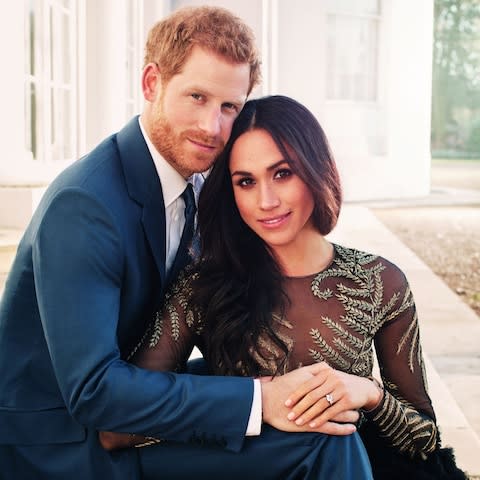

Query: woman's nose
[259,183,280,210]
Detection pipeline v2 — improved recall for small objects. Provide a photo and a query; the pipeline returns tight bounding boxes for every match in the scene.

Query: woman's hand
[260,364,358,435]
[284,363,383,428]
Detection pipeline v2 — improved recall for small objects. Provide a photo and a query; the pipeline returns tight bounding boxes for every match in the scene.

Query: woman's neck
[273,233,334,277]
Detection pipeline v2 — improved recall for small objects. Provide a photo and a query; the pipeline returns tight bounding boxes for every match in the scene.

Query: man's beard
[150,113,224,178]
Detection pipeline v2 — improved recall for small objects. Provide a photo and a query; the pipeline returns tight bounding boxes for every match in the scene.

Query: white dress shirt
[138,119,190,273]
[138,117,262,436]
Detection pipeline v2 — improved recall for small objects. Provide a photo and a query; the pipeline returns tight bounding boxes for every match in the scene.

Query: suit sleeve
[32,187,253,452]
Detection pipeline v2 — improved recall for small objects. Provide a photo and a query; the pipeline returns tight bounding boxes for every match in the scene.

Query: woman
[101,96,466,479]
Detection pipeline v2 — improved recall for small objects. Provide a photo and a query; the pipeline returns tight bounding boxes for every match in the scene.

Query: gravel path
[371,160,480,318]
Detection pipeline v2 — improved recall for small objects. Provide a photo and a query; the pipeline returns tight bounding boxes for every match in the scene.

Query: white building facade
[0,0,434,228]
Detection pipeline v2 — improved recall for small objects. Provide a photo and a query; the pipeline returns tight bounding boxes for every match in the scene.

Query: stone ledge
[0,228,23,297]
[0,229,22,273]
[425,354,480,477]
[329,205,480,476]
[0,186,46,229]
[0,272,7,298]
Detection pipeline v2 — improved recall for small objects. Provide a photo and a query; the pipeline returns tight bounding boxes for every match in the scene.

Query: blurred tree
[431,0,480,155]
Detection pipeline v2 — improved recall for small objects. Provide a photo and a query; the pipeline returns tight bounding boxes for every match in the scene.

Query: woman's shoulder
[333,243,407,283]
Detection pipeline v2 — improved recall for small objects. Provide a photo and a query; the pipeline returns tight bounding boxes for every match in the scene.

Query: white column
[0,2,37,185]
[385,0,434,197]
[84,0,129,152]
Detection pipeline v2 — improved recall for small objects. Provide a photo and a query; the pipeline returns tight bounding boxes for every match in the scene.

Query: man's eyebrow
[186,85,246,106]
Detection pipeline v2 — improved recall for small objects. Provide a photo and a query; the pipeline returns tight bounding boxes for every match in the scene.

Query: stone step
[329,205,480,477]
[0,229,22,271]
[0,272,7,297]
[0,228,23,296]
[425,354,480,477]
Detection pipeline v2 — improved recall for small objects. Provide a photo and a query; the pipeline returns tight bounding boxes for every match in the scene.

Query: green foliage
[431,0,480,154]
[431,151,480,159]
[434,0,480,88]
[466,116,480,153]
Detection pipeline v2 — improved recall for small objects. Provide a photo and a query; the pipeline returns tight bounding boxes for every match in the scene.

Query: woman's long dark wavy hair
[191,95,342,376]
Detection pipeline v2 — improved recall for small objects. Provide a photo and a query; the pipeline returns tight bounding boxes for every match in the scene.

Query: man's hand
[260,364,357,435]
[99,431,139,450]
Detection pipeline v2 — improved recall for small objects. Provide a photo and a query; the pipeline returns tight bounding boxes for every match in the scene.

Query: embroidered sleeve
[366,265,438,459]
[284,245,438,459]
[128,268,203,373]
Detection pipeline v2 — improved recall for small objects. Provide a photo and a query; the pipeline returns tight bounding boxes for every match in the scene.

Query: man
[0,6,371,479]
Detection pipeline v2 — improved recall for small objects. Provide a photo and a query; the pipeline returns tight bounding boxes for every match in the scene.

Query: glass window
[326,0,381,102]
[24,0,78,163]
[326,0,380,16]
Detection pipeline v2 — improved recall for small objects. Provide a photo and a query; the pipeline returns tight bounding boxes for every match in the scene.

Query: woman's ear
[142,63,161,102]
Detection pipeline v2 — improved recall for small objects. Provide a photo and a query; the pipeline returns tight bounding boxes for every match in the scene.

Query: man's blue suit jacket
[0,117,253,479]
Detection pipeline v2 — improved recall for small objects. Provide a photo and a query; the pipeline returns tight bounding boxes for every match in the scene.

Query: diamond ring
[325,393,334,406]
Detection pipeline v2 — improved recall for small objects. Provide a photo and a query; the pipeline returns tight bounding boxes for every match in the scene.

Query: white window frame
[24,0,80,166]
[125,0,144,119]
[325,0,381,103]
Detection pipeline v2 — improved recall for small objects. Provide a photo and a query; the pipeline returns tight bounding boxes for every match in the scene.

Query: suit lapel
[116,117,167,290]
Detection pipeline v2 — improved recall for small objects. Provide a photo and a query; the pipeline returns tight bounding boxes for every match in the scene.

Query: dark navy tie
[168,183,196,282]
[180,183,196,254]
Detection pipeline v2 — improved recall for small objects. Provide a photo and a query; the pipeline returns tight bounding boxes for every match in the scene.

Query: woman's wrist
[362,376,384,412]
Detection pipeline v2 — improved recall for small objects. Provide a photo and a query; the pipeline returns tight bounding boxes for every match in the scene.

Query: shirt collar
[138,117,187,207]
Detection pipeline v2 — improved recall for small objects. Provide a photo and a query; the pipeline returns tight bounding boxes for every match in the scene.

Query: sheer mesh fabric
[131,244,438,458]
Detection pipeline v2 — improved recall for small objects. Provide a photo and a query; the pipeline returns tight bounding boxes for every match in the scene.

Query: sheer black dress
[130,244,467,480]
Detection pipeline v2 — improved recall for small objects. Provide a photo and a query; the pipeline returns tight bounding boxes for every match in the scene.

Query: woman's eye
[237,177,254,187]
[275,168,292,179]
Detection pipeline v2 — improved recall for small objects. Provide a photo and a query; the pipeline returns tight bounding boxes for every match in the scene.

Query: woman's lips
[258,212,291,227]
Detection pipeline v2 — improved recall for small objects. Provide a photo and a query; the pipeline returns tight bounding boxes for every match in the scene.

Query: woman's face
[229,128,316,254]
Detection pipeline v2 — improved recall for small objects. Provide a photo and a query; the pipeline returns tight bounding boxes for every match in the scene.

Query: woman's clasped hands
[283,362,384,431]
